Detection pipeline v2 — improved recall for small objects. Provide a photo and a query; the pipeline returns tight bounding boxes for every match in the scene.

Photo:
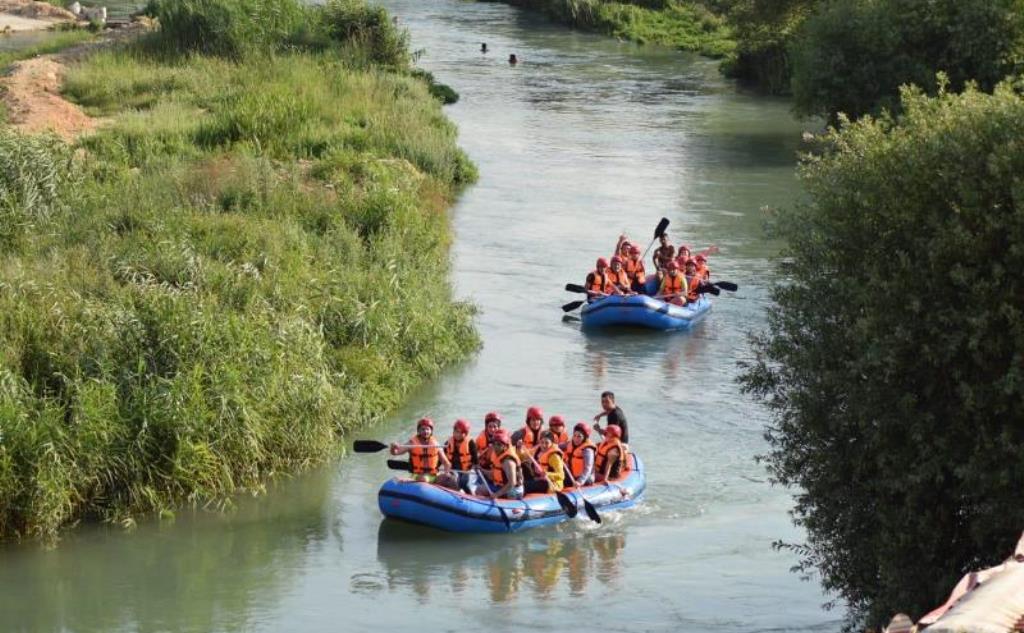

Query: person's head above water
[508,54,518,65]
[481,42,488,52]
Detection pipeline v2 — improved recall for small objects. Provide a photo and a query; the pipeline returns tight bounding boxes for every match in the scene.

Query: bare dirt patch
[2,56,95,139]
[0,0,76,20]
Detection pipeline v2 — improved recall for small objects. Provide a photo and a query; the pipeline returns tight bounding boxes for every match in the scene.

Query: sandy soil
[2,56,95,139]
[0,0,76,20]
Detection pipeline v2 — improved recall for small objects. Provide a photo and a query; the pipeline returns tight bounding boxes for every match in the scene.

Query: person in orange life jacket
[523,431,565,494]
[624,244,647,293]
[512,405,545,452]
[585,258,615,298]
[390,418,451,483]
[652,232,675,271]
[564,422,597,485]
[437,419,479,491]
[693,253,710,282]
[683,258,702,304]
[592,390,629,445]
[595,423,629,482]
[675,244,691,267]
[479,429,524,499]
[475,411,503,470]
[613,234,633,261]
[658,260,686,306]
[547,415,569,448]
[607,256,634,295]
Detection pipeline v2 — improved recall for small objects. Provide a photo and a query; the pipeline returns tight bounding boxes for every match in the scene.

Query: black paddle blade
[564,283,587,294]
[698,283,720,296]
[386,459,412,471]
[583,499,602,524]
[653,217,670,239]
[562,300,585,313]
[353,440,389,453]
[556,492,579,518]
[714,281,738,292]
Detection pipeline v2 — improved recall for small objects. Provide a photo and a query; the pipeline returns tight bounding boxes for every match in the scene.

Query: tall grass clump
[144,0,307,57]
[0,0,478,540]
[0,130,79,252]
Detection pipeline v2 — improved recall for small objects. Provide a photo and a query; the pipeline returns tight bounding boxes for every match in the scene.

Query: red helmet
[526,406,544,421]
[492,429,511,446]
[666,261,679,271]
[549,415,565,428]
[417,417,434,430]
[695,254,707,263]
[684,258,697,268]
[610,255,623,265]
[596,257,608,269]
[573,422,592,437]
[680,244,692,252]
[484,411,502,424]
[604,424,622,439]
[629,244,640,255]
[454,419,470,433]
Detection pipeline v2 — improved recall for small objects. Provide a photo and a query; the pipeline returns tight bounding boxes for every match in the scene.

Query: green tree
[721,0,822,94]
[741,79,1024,627]
[791,0,1024,121]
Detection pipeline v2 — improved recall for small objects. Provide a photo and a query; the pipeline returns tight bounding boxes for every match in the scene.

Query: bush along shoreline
[483,0,734,58]
[0,0,479,540]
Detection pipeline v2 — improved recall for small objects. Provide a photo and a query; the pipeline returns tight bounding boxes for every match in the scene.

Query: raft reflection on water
[376,520,626,602]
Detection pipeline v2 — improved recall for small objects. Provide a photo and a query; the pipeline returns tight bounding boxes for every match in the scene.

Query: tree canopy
[741,79,1024,626]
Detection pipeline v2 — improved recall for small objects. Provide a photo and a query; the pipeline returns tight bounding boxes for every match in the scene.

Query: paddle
[522,451,577,518]
[353,440,435,453]
[386,459,476,475]
[474,466,513,531]
[640,217,670,261]
[713,281,738,292]
[562,465,601,524]
[562,300,585,313]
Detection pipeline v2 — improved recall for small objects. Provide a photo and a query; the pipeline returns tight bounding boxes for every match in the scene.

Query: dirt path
[2,55,95,139]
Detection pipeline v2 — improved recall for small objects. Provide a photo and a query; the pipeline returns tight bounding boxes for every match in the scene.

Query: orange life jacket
[519,424,542,450]
[695,262,710,282]
[550,430,569,446]
[660,273,684,297]
[491,448,522,488]
[533,445,565,490]
[595,437,628,480]
[624,257,645,283]
[608,268,630,291]
[408,436,441,475]
[475,431,491,452]
[564,440,596,481]
[686,274,702,302]
[587,270,611,294]
[477,445,494,470]
[445,436,474,471]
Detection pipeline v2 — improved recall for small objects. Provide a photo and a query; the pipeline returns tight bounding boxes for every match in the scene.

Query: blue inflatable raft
[378,454,645,533]
[581,294,711,331]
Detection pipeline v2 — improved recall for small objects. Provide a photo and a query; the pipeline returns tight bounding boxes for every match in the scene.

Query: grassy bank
[0,29,94,70]
[0,0,478,539]
[486,0,734,58]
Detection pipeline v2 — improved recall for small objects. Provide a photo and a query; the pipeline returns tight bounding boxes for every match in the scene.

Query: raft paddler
[624,244,647,292]
[592,390,629,444]
[564,422,597,485]
[607,256,634,295]
[479,429,524,499]
[613,234,633,261]
[513,405,545,451]
[652,232,675,271]
[693,253,710,282]
[594,424,629,482]
[390,418,451,483]
[683,258,702,304]
[524,431,565,494]
[585,257,615,298]
[436,419,479,491]
[548,415,569,447]
[658,260,686,306]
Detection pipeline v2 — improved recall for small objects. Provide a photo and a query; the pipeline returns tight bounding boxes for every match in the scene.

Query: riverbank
[483,0,733,57]
[0,0,478,540]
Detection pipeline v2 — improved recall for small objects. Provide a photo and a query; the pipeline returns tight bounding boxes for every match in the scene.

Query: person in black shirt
[593,391,628,444]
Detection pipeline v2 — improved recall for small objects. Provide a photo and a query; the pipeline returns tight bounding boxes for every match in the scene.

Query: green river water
[0,2,842,631]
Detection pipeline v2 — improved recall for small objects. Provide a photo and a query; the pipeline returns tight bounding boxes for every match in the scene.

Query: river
[0,2,840,631]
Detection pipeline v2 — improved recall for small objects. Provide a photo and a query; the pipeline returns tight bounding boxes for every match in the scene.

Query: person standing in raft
[564,422,597,485]
[390,418,451,483]
[608,256,634,295]
[652,232,675,271]
[585,257,615,300]
[593,390,629,444]
[513,406,545,451]
[524,431,565,494]
[437,419,478,492]
[508,53,518,65]
[548,415,569,447]
[625,244,647,293]
[595,424,629,482]
[658,260,686,306]
[480,430,524,499]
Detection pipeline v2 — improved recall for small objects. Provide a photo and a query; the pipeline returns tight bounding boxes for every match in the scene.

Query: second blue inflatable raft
[378,455,645,533]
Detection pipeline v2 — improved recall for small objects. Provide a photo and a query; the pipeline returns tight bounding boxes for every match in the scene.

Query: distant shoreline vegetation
[0,0,478,540]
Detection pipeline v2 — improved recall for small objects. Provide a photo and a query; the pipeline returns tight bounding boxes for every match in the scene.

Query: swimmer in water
[509,54,518,65]
[481,43,488,53]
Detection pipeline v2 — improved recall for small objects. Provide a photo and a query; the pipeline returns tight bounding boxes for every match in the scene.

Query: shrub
[145,0,307,57]
[742,79,1024,627]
